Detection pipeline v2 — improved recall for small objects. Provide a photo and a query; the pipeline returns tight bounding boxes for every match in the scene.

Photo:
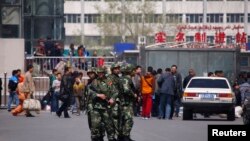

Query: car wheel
[227,108,235,121]
[183,107,193,120]
[243,111,250,125]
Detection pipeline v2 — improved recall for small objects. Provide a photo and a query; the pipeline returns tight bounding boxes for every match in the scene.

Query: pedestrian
[208,72,214,77]
[51,72,62,113]
[158,68,175,120]
[23,65,36,117]
[73,74,85,116]
[88,67,117,141]
[141,66,155,119]
[183,69,195,89]
[11,77,26,116]
[119,64,136,141]
[152,69,162,117]
[170,65,182,118]
[131,66,142,117]
[7,70,19,112]
[56,66,74,118]
[91,50,98,67]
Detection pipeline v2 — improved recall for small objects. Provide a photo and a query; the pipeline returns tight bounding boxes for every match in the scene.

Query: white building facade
[64,0,250,47]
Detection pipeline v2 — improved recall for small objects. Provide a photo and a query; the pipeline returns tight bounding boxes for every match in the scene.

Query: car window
[188,79,229,89]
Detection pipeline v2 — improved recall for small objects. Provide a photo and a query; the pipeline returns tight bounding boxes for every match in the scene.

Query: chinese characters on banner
[194,32,207,42]
[175,31,185,42]
[155,32,166,43]
[215,31,225,44]
[236,32,247,44]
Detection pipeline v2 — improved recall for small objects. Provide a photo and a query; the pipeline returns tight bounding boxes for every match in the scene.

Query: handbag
[58,93,69,102]
[23,99,41,111]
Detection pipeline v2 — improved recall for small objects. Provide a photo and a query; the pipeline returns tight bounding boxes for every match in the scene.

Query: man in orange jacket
[141,66,155,119]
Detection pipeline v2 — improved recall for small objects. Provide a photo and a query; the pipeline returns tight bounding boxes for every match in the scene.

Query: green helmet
[121,63,133,73]
[87,67,96,75]
[96,67,106,73]
[110,63,120,70]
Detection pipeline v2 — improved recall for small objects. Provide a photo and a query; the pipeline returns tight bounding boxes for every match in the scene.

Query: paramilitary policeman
[119,64,136,141]
[88,67,118,141]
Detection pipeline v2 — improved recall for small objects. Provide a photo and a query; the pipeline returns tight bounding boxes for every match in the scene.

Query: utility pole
[162,0,166,31]
[244,0,248,41]
[81,0,85,44]
[121,0,126,42]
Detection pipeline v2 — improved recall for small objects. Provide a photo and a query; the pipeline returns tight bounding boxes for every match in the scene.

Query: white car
[182,77,235,121]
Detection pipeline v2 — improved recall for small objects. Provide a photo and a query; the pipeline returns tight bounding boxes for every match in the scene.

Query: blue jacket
[157,72,175,95]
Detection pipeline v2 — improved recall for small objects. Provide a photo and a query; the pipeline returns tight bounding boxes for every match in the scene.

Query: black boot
[92,137,100,141]
[99,136,104,141]
[123,136,130,141]
[117,136,124,141]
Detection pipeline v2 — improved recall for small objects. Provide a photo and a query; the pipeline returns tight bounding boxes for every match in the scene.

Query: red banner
[155,32,166,43]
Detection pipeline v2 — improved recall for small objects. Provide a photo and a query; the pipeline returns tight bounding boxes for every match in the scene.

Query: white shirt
[52,79,61,92]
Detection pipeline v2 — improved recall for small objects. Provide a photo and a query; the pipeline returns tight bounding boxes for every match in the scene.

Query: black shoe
[92,137,100,141]
[26,114,35,117]
[123,136,130,141]
[117,136,123,141]
[8,109,11,112]
[99,136,104,141]
[64,116,71,118]
[56,111,61,118]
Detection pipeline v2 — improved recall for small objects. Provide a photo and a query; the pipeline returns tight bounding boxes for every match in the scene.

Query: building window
[207,36,214,43]
[64,14,81,23]
[104,14,122,23]
[186,36,194,42]
[104,36,122,46]
[248,14,250,23]
[166,14,182,23]
[65,36,81,45]
[125,14,142,23]
[84,14,101,23]
[85,36,102,46]
[145,14,162,23]
[226,36,233,44]
[186,14,203,23]
[226,13,244,23]
[207,14,223,23]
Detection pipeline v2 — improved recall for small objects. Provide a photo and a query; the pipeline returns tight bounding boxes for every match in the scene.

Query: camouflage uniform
[108,64,122,136]
[119,64,136,141]
[88,67,118,141]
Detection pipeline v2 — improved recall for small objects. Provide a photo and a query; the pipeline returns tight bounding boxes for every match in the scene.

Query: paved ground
[0,110,243,141]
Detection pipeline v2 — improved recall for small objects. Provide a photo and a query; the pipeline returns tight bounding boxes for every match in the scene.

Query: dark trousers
[170,96,181,118]
[152,93,160,117]
[133,100,141,116]
[58,97,70,117]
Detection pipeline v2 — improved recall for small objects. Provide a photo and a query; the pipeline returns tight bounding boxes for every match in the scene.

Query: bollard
[4,72,7,108]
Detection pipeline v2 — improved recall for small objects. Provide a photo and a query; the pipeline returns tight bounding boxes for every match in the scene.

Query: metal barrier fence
[25,56,115,76]
[0,75,89,109]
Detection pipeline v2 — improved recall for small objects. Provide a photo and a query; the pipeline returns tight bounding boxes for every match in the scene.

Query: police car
[182,77,235,121]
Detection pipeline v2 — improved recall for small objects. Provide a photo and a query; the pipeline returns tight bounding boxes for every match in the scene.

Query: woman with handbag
[56,66,74,118]
[23,65,36,117]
